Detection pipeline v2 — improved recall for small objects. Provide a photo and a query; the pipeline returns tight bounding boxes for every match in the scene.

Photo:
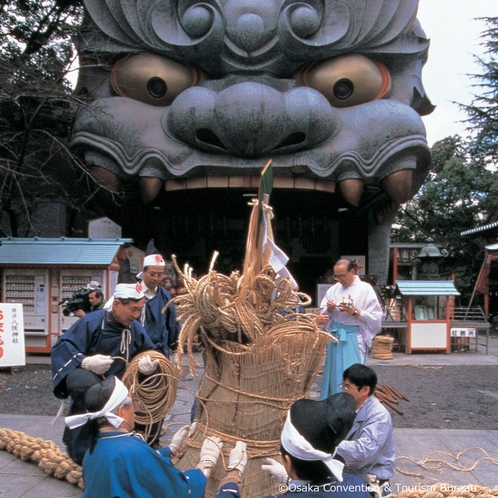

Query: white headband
[103,283,145,311]
[65,378,129,430]
[281,411,345,482]
[113,283,145,299]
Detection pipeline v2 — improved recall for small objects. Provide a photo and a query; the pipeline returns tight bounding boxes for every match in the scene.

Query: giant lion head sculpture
[72,0,433,291]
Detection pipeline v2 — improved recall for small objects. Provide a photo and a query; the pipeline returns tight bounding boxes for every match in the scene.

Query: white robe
[320,276,383,361]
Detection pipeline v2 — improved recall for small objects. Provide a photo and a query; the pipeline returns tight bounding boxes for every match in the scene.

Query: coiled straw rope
[0,428,84,489]
[165,195,332,497]
[121,350,178,440]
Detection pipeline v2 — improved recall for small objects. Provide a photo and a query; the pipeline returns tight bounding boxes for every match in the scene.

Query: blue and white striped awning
[396,280,460,296]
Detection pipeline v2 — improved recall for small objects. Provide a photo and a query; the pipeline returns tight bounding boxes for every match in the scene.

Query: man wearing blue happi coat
[136,253,181,446]
[137,253,180,361]
[51,283,159,464]
[67,376,225,498]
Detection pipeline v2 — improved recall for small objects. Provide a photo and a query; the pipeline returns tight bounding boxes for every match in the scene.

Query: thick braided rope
[0,428,84,489]
[1,428,497,496]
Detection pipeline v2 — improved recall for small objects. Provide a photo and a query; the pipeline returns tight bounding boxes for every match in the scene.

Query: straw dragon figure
[71,0,433,286]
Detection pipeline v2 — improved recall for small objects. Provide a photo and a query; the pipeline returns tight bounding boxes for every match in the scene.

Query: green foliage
[392,136,498,301]
[393,18,498,303]
[464,17,498,164]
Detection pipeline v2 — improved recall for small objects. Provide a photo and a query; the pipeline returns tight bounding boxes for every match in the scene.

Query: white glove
[169,424,190,455]
[138,355,159,375]
[261,458,289,484]
[170,352,178,367]
[198,436,223,477]
[199,436,223,465]
[227,441,247,474]
[367,474,392,498]
[81,354,113,375]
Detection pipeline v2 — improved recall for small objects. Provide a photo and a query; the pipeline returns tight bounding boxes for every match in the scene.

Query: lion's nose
[166,82,337,158]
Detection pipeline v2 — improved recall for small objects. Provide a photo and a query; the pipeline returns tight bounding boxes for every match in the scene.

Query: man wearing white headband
[217,393,371,498]
[216,394,372,498]
[136,253,181,447]
[138,253,180,361]
[51,283,158,465]
[72,376,246,498]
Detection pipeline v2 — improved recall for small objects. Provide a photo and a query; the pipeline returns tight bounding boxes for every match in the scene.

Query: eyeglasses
[338,383,359,392]
[333,271,352,281]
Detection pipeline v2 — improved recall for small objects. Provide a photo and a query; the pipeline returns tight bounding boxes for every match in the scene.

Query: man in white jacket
[337,364,395,498]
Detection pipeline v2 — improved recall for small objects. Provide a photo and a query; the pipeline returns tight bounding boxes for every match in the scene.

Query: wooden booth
[0,237,144,353]
[395,280,460,354]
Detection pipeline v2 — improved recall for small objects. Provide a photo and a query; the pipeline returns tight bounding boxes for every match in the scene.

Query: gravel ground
[0,363,497,430]
[0,364,64,417]
[372,364,498,429]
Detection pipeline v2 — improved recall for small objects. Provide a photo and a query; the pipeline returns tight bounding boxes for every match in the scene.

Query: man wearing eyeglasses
[137,253,181,447]
[337,364,395,498]
[138,253,180,361]
[318,259,382,399]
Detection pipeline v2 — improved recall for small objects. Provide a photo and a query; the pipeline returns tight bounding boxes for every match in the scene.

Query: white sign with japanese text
[0,303,26,367]
[450,328,476,338]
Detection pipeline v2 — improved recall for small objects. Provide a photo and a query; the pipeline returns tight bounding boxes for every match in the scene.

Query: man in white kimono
[318,259,382,398]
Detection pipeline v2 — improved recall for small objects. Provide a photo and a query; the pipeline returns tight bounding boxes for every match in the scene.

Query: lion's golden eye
[294,54,392,108]
[110,53,202,106]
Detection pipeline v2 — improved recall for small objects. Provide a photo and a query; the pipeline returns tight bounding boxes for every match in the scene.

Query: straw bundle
[168,183,333,497]
[371,334,395,360]
[176,315,330,497]
[169,261,331,496]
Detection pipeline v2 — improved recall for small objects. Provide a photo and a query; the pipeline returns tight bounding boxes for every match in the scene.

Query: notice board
[0,303,26,367]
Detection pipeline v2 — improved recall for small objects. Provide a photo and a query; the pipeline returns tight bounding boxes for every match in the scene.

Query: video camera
[58,281,101,317]
[59,288,91,316]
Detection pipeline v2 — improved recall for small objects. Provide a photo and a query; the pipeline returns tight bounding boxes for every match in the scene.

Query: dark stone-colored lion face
[72,0,433,288]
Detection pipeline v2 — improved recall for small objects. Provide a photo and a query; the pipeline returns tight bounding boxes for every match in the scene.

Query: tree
[464,16,498,165]
[0,0,101,237]
[391,136,498,301]
[392,18,498,302]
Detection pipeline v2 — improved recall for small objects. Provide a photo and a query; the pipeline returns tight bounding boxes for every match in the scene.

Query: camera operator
[60,281,103,317]
[74,290,106,318]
